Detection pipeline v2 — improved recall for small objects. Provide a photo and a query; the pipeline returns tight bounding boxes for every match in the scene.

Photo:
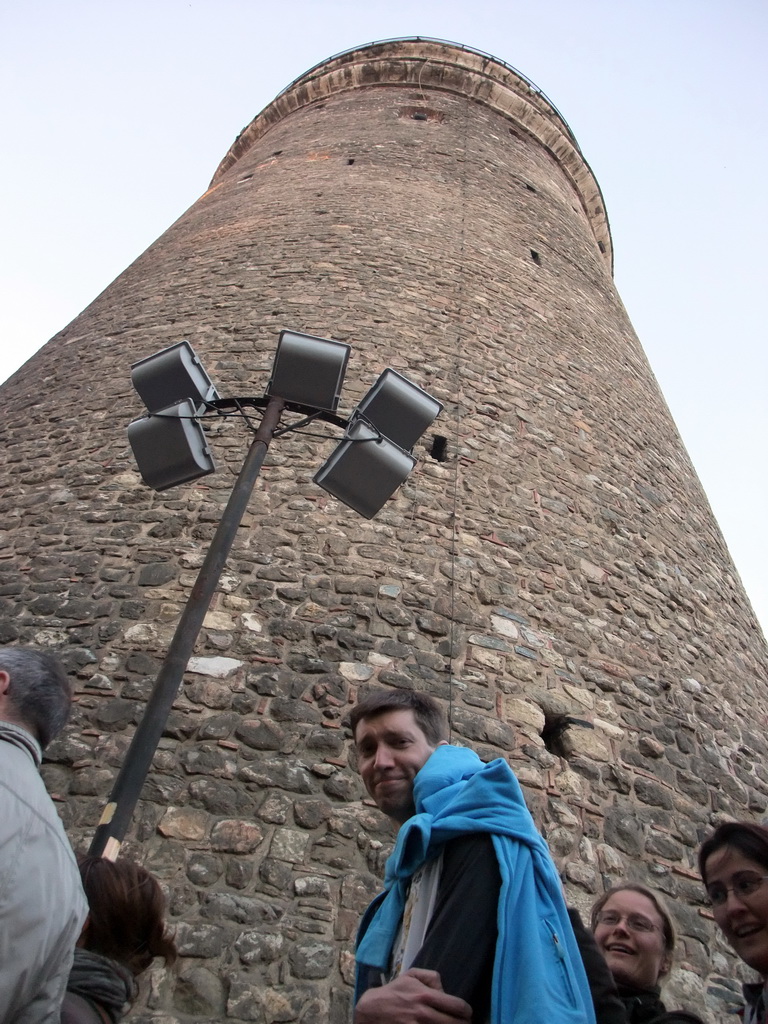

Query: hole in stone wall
[238,173,253,183]
[430,435,448,462]
[525,183,537,193]
[598,241,606,253]
[530,250,541,265]
[272,150,283,156]
[541,714,593,758]
[348,158,355,165]
[398,106,446,123]
[541,713,571,758]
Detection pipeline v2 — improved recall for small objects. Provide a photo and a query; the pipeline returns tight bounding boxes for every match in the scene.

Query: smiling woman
[590,884,702,1024]
[699,822,768,1024]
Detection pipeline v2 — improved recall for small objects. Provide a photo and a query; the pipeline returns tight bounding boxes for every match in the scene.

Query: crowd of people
[2,645,768,1023]
[348,690,768,1024]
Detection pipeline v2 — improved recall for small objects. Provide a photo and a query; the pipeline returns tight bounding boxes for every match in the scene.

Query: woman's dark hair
[591,883,677,959]
[699,821,768,884]
[78,856,177,976]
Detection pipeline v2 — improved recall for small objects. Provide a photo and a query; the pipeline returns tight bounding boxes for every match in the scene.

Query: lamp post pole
[90,396,285,859]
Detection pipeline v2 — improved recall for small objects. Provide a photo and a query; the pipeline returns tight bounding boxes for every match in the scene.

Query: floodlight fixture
[313,417,417,519]
[265,330,351,412]
[131,340,219,414]
[354,368,443,450]
[127,400,215,491]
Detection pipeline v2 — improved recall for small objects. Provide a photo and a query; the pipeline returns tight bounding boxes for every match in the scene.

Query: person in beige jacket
[0,647,88,1023]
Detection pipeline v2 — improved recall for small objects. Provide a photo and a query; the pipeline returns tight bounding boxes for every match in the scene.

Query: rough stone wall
[0,38,766,1023]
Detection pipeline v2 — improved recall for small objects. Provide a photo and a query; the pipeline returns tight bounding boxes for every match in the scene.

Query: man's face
[354,709,438,824]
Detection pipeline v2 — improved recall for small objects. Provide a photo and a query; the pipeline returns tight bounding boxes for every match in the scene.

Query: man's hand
[354,968,473,1024]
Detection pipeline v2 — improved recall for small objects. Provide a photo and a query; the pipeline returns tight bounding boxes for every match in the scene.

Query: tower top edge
[278,37,575,138]
[210,37,613,271]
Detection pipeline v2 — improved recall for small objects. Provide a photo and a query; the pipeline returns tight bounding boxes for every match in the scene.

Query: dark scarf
[67,948,138,1023]
[617,982,667,1023]
[743,981,768,1024]
[617,982,703,1024]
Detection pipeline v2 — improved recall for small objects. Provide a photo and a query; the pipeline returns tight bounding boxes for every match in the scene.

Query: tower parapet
[212,38,612,269]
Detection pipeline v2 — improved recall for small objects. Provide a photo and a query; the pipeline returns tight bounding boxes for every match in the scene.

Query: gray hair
[0,647,73,748]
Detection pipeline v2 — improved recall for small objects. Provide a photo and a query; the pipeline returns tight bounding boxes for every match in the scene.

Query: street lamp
[90,330,442,859]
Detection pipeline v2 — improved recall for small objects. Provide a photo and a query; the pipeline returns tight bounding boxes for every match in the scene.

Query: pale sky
[1,0,766,635]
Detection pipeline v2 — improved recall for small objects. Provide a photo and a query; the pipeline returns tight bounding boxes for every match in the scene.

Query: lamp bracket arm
[204,396,348,432]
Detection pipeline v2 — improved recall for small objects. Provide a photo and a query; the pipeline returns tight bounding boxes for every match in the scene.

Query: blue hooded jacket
[355,745,596,1024]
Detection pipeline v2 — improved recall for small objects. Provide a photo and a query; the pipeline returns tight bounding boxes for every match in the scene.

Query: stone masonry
[0,38,766,1022]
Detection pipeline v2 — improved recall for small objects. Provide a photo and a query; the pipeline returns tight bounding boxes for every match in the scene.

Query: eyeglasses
[706,873,768,907]
[594,910,659,934]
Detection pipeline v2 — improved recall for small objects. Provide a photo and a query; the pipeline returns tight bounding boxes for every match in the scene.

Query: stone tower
[1,38,765,1022]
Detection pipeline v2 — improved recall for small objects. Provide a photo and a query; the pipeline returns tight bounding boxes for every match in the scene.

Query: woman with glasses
[590,884,702,1024]
[699,821,768,1024]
